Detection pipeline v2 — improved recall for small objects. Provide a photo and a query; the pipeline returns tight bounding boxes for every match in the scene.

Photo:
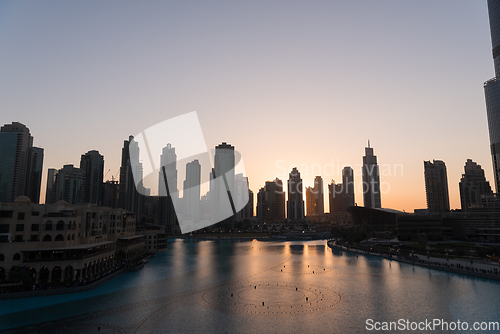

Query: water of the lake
[1,239,499,333]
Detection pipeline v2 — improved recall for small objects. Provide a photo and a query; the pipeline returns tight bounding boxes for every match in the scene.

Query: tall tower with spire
[484,0,500,193]
[362,140,381,208]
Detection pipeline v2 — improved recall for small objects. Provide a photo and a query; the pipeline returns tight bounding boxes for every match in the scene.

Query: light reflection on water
[0,239,499,333]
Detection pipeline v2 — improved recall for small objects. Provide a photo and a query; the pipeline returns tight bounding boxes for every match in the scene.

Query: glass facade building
[484,0,500,193]
[28,146,44,203]
[80,150,104,205]
[0,122,43,204]
[0,132,20,203]
[424,160,450,213]
[53,164,85,205]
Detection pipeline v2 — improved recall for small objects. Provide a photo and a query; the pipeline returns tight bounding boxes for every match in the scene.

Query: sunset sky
[0,1,494,212]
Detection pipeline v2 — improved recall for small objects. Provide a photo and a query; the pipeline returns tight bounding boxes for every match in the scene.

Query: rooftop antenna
[368,140,370,148]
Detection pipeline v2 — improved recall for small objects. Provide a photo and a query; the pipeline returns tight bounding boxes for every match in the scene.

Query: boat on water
[126,260,146,272]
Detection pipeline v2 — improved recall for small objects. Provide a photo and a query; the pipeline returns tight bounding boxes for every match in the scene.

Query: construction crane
[111,170,119,182]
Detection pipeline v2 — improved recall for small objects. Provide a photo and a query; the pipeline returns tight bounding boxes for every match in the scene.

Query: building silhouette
[0,122,44,203]
[287,167,304,221]
[342,166,355,208]
[183,159,201,222]
[102,180,119,208]
[328,181,343,214]
[424,160,450,213]
[45,168,58,204]
[459,159,493,211]
[362,141,381,208]
[28,147,44,204]
[118,136,143,216]
[158,143,178,233]
[329,167,356,214]
[257,179,285,221]
[256,188,265,221]
[306,176,324,217]
[159,143,178,195]
[484,0,500,193]
[235,173,253,220]
[305,186,315,216]
[52,164,85,204]
[80,150,104,205]
[210,142,236,224]
[246,189,254,218]
[314,176,324,215]
[214,142,235,206]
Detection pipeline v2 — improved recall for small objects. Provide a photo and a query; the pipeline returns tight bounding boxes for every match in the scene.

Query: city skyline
[2,3,500,331]
[0,1,495,212]
[2,122,497,215]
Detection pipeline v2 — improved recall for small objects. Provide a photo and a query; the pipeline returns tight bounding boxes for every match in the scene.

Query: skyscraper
[0,122,43,203]
[328,181,343,214]
[52,164,85,204]
[314,176,324,215]
[342,166,355,209]
[159,144,178,196]
[213,142,236,219]
[459,159,493,211]
[246,189,254,218]
[45,168,57,204]
[158,143,178,232]
[287,167,304,221]
[305,176,324,217]
[80,150,104,205]
[102,180,119,208]
[118,136,143,215]
[214,142,235,191]
[257,179,285,221]
[484,0,500,193]
[328,167,355,214]
[256,187,266,221]
[362,141,381,208]
[28,146,44,204]
[183,159,201,222]
[424,160,450,213]
[305,186,316,216]
[234,173,253,220]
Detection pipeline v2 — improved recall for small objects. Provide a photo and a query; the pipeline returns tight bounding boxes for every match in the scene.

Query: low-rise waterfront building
[138,224,168,251]
[0,196,146,285]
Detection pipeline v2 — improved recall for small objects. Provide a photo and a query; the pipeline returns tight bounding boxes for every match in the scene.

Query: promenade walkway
[328,240,500,281]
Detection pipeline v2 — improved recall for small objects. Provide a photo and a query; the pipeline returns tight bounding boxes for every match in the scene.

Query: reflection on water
[1,239,499,333]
